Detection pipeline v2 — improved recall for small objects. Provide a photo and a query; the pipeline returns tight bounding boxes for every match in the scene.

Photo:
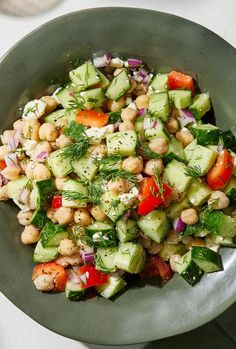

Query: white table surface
[1,1,236,348]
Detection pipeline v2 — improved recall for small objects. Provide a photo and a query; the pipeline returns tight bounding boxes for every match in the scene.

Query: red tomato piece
[52,195,62,209]
[140,255,173,282]
[0,160,6,170]
[168,70,195,95]
[77,264,109,289]
[207,149,233,190]
[76,110,109,128]
[32,262,67,292]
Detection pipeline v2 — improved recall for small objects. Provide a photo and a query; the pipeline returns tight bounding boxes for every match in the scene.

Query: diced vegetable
[76,109,109,128]
[40,222,69,247]
[77,264,109,288]
[96,275,127,299]
[189,93,211,119]
[114,242,146,273]
[138,210,169,243]
[32,262,67,291]
[207,149,233,190]
[105,70,131,101]
[148,92,170,121]
[85,222,117,247]
[168,70,195,95]
[189,124,220,146]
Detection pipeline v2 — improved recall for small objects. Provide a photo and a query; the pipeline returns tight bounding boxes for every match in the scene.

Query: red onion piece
[127,58,142,68]
[143,117,157,130]
[36,151,48,162]
[104,51,112,64]
[66,269,80,284]
[137,108,147,116]
[7,130,21,151]
[4,153,19,168]
[19,187,30,205]
[179,109,196,127]
[173,217,186,233]
[132,74,143,83]
[138,68,148,78]
[93,56,107,68]
[80,246,94,264]
[142,75,151,84]
[217,143,224,152]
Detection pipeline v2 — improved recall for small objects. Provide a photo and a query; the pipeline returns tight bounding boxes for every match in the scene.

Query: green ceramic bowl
[0,8,236,345]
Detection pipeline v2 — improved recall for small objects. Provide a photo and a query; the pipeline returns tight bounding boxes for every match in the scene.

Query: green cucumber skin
[191,246,223,273]
[85,223,117,248]
[31,211,50,229]
[36,179,55,211]
[40,222,69,248]
[33,240,58,263]
[180,260,204,286]
[190,124,220,146]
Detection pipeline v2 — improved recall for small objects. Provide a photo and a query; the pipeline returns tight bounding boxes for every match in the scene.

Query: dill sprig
[153,166,165,202]
[184,165,203,178]
[100,169,138,185]
[107,198,121,215]
[60,190,88,202]
[94,154,123,166]
[62,121,90,160]
[64,121,87,141]
[108,111,122,124]
[138,141,161,160]
[88,183,104,205]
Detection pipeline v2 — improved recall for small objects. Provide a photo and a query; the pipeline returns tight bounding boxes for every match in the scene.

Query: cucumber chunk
[35,179,55,210]
[33,240,58,263]
[187,178,212,206]
[69,63,101,91]
[85,222,117,247]
[159,242,187,260]
[106,130,137,156]
[204,211,236,238]
[224,176,236,202]
[148,92,170,121]
[189,124,220,145]
[134,115,146,141]
[184,139,197,162]
[40,222,69,247]
[175,250,204,286]
[164,137,185,162]
[168,90,192,109]
[55,84,77,109]
[144,119,171,141]
[164,159,191,193]
[31,211,50,229]
[168,197,190,220]
[116,219,139,242]
[105,70,131,101]
[65,281,85,301]
[7,176,29,200]
[150,73,168,92]
[211,235,236,248]
[75,87,105,109]
[72,155,98,182]
[100,191,128,222]
[137,210,169,243]
[221,129,236,152]
[47,149,73,177]
[45,109,76,125]
[191,246,223,273]
[62,179,88,208]
[96,275,127,299]
[114,242,146,273]
[95,246,118,273]
[189,93,211,119]
[188,145,217,175]
[96,69,110,88]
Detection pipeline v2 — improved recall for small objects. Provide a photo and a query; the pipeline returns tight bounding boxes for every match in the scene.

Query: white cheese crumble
[22,139,38,157]
[127,102,137,110]
[119,187,139,206]
[125,97,133,106]
[22,99,46,119]
[85,124,114,145]
[110,57,124,68]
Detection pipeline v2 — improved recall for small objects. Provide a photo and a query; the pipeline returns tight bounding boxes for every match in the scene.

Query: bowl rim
[0,7,236,345]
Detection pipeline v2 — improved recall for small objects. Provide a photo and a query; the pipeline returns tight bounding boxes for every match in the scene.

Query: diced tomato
[52,195,62,209]
[138,177,172,215]
[0,160,6,170]
[32,262,67,292]
[76,110,109,128]
[207,149,233,190]
[168,70,195,95]
[77,264,109,289]
[140,255,173,282]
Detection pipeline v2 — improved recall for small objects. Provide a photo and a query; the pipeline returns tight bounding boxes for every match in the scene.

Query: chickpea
[13,119,25,132]
[47,208,58,223]
[121,156,143,174]
[119,121,134,132]
[143,159,164,176]
[55,117,68,134]
[39,123,58,142]
[107,178,130,195]
[0,130,14,145]
[121,107,137,122]
[90,144,108,157]
[127,79,137,94]
[0,185,9,201]
[176,129,194,147]
[21,225,40,244]
[135,94,150,109]
[148,241,163,255]
[25,160,37,178]
[208,191,229,210]
[74,208,92,227]
[33,141,52,161]
[149,138,169,155]
[49,141,58,150]
[56,134,72,149]
[113,68,125,77]
[90,205,106,221]
[170,106,181,118]
[0,145,10,160]
[55,177,69,191]
[23,119,40,141]
[58,239,78,256]
[55,207,74,225]
[33,164,51,181]
[191,237,206,247]
[107,96,126,112]
[139,235,152,249]
[135,82,148,96]
[33,274,54,291]
[165,117,179,134]
[17,210,33,226]
[181,208,198,225]
[1,167,20,180]
[41,95,58,114]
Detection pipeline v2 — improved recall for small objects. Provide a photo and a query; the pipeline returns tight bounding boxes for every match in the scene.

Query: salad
[0,52,236,301]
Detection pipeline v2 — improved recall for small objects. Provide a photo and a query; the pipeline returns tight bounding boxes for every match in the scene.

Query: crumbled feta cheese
[22,139,38,157]
[119,187,139,206]
[85,124,114,145]
[125,97,133,106]
[92,232,102,242]
[127,102,137,110]
[110,57,124,68]
[22,99,46,119]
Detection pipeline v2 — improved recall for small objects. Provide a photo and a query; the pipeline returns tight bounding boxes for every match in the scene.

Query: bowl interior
[0,8,236,345]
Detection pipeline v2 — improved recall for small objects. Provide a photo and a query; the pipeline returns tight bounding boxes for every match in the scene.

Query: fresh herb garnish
[138,141,161,160]
[153,166,165,202]
[184,165,203,178]
[62,121,90,160]
[108,111,122,124]
[88,183,104,205]
[100,169,138,185]
[107,198,121,215]
[94,154,123,166]
[60,190,88,202]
